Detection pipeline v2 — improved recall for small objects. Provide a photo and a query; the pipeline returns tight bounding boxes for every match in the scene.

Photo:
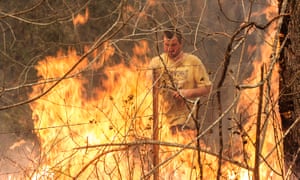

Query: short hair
[163,26,183,44]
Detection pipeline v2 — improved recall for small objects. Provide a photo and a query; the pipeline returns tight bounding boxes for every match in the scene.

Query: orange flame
[73,8,89,26]
[147,0,156,6]
[236,1,284,179]
[28,2,284,179]
[29,41,234,179]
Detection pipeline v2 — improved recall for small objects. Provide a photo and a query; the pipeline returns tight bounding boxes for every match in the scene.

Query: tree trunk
[279,0,300,176]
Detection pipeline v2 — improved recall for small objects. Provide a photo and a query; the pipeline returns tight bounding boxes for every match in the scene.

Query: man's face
[163,36,182,59]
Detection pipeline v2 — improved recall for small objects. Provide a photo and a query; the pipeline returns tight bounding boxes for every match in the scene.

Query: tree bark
[279,0,300,175]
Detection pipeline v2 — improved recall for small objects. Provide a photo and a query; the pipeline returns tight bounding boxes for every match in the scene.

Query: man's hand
[173,90,185,99]
[174,86,211,99]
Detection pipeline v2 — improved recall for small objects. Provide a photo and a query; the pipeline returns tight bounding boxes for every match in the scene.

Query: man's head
[163,27,183,59]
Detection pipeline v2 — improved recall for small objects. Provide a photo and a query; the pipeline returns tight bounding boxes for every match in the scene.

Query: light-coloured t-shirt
[149,52,211,128]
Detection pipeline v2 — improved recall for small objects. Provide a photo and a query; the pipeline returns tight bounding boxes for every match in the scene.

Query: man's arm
[173,85,211,99]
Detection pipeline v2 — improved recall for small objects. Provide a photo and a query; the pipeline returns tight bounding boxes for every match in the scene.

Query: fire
[29,44,153,179]
[147,0,156,6]
[28,1,284,179]
[28,40,236,179]
[73,8,89,26]
[236,1,284,179]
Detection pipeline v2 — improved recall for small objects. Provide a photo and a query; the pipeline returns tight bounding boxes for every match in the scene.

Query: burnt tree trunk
[279,0,300,175]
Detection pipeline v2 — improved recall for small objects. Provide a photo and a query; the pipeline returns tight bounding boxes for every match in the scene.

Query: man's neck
[169,51,183,62]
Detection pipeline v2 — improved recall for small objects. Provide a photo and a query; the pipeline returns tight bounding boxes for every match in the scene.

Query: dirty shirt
[149,53,211,129]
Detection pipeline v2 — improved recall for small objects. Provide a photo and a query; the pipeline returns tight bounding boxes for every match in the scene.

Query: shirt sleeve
[147,55,163,81]
[193,56,212,87]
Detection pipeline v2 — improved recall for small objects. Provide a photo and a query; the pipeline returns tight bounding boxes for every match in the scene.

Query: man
[149,27,212,134]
